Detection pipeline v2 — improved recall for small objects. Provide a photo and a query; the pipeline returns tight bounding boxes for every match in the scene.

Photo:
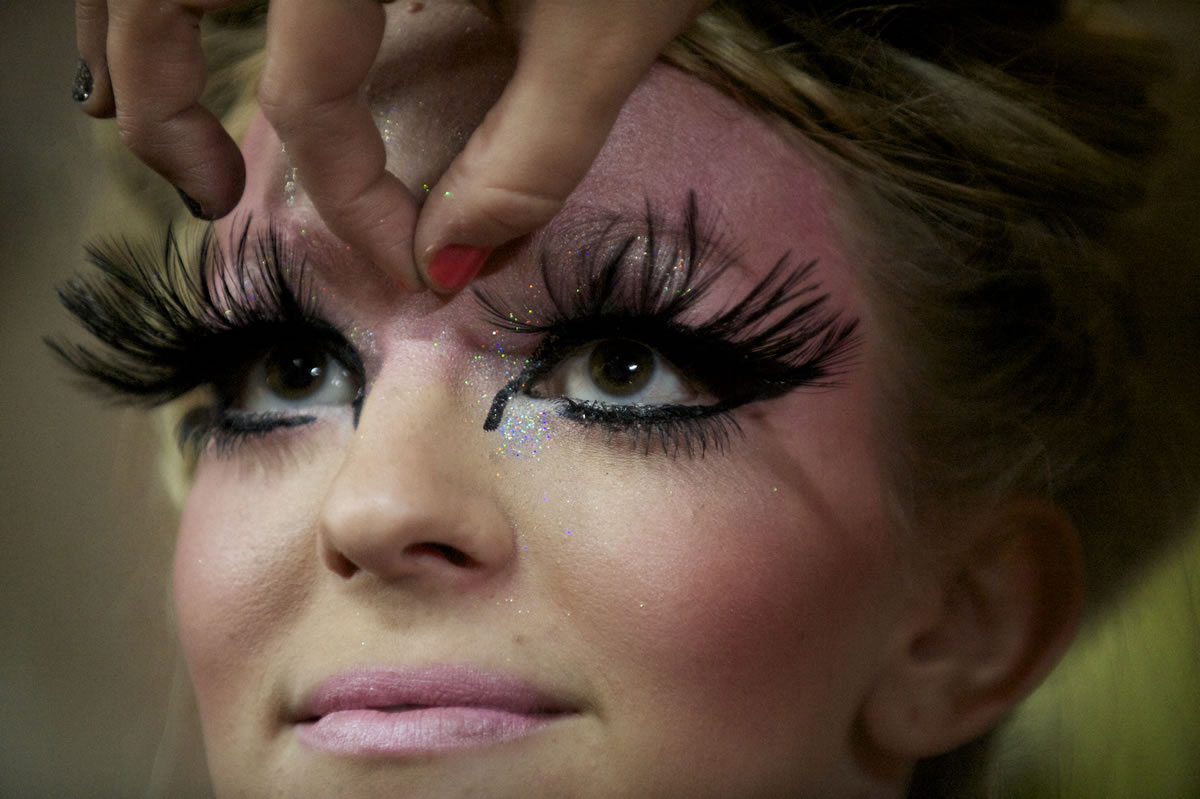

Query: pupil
[266,344,326,399]
[589,340,654,396]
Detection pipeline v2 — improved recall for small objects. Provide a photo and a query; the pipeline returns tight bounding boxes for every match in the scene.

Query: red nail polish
[427,245,490,292]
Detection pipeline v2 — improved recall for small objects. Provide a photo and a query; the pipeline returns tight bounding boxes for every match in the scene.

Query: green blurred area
[997,528,1200,798]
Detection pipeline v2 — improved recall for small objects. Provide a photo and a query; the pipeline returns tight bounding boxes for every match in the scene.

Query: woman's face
[175,5,914,797]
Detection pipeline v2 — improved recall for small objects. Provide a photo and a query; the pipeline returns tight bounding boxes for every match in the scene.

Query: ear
[859,499,1085,758]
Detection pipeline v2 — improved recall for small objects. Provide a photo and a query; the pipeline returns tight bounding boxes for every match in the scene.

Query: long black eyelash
[46,221,332,407]
[477,192,724,332]
[474,192,861,451]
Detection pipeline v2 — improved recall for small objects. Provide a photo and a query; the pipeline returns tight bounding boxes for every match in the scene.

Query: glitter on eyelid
[377,106,401,144]
[280,142,299,208]
[347,325,378,356]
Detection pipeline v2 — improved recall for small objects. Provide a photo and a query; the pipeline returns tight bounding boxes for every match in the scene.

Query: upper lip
[293,665,576,722]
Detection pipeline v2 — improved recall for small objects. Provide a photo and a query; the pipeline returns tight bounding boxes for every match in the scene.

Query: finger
[414,0,709,293]
[75,0,115,116]
[106,0,246,219]
[258,0,420,289]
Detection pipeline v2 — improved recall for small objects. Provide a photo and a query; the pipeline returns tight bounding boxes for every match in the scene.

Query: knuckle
[75,0,107,28]
[115,115,154,155]
[256,79,309,133]
[476,185,564,237]
[116,109,181,166]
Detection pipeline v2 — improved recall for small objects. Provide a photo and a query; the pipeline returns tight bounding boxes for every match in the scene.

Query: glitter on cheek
[461,325,558,457]
[496,595,537,616]
[492,404,553,458]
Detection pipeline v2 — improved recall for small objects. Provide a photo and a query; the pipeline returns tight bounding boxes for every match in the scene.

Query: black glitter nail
[72,59,93,103]
[175,186,207,219]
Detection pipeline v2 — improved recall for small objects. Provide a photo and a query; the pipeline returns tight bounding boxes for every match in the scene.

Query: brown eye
[233,338,360,413]
[588,339,655,397]
[264,342,328,400]
[532,338,705,408]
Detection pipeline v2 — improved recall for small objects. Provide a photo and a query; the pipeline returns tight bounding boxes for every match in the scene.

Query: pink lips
[294,666,572,757]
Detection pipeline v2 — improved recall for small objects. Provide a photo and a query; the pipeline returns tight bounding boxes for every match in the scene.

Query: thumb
[414,0,706,292]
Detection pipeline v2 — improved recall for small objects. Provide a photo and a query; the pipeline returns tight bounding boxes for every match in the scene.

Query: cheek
[541,439,899,725]
[578,481,889,665]
[508,376,903,770]
[173,458,327,725]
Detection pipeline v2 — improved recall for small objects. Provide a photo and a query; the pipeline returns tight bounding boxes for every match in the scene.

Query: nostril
[405,542,476,568]
[325,548,359,579]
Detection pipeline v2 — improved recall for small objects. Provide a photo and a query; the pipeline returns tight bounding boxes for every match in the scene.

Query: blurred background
[1,3,1197,798]
[0,4,211,796]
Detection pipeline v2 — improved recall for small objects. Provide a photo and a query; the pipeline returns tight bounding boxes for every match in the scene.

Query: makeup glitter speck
[377,105,401,144]
[492,406,552,458]
[347,325,378,357]
[280,142,299,208]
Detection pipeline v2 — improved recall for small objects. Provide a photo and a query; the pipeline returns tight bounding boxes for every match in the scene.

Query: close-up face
[172,4,918,797]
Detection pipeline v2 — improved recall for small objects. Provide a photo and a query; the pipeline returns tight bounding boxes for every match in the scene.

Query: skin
[174,9,929,797]
[74,0,708,290]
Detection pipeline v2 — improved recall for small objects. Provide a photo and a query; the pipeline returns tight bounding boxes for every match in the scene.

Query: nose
[318,374,515,586]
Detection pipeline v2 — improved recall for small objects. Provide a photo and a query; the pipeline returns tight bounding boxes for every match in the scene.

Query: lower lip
[295,707,558,756]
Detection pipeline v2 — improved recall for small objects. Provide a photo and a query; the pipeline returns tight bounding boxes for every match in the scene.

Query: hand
[75,0,412,274]
[74,0,710,292]
[412,0,711,292]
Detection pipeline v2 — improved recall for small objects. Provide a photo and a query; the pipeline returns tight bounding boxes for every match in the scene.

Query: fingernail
[427,245,491,292]
[175,186,208,219]
[72,58,93,103]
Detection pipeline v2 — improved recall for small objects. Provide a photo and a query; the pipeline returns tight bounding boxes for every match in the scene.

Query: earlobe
[859,500,1085,759]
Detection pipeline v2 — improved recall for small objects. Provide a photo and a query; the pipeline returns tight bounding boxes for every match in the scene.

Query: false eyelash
[477,192,726,333]
[477,193,860,387]
[46,220,338,407]
[474,191,862,453]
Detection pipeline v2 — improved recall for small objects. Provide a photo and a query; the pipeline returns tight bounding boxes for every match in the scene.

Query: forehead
[578,65,852,285]
[235,10,862,312]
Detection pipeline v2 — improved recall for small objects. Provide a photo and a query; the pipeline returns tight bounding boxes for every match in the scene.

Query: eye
[531,338,710,407]
[233,337,362,413]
